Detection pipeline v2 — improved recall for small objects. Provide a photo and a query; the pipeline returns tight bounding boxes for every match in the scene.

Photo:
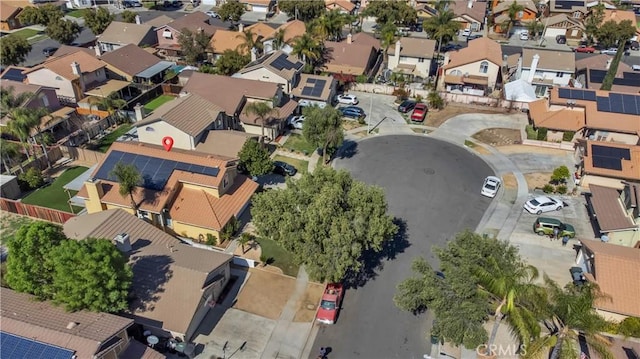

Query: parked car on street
[205,10,220,18]
[524,195,564,214]
[481,176,501,198]
[316,283,344,324]
[574,45,595,53]
[629,40,639,51]
[441,43,463,52]
[555,35,566,44]
[533,217,575,238]
[397,100,417,113]
[273,161,297,176]
[339,106,365,119]
[519,30,529,40]
[336,94,358,105]
[410,103,428,122]
[600,48,617,55]
[467,34,483,41]
[462,28,471,37]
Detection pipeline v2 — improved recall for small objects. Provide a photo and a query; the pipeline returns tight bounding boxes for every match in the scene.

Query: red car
[574,45,595,53]
[410,103,428,122]
[316,283,343,324]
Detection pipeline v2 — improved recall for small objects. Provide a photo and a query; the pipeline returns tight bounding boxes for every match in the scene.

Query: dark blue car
[339,106,365,119]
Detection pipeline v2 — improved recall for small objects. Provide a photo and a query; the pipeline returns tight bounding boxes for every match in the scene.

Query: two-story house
[518,48,575,96]
[440,37,503,95]
[239,0,274,13]
[99,43,175,86]
[545,0,588,21]
[325,0,356,14]
[492,0,538,34]
[209,21,305,60]
[575,55,639,94]
[0,3,22,31]
[599,9,639,38]
[97,21,157,53]
[235,50,304,93]
[387,37,436,79]
[64,209,234,342]
[541,13,584,40]
[323,32,381,83]
[451,0,487,32]
[156,12,223,59]
[291,74,337,108]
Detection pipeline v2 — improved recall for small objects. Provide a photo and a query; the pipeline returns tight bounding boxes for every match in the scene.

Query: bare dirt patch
[233,268,296,320]
[471,144,491,155]
[524,172,552,191]
[293,283,325,322]
[472,128,521,146]
[497,145,569,156]
[425,104,506,127]
[502,173,517,189]
[342,120,362,131]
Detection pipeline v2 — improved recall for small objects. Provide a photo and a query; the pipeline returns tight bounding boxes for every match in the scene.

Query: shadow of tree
[128,253,173,313]
[334,139,358,160]
[344,218,410,289]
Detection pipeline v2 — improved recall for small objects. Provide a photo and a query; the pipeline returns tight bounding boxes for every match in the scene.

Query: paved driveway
[312,135,493,359]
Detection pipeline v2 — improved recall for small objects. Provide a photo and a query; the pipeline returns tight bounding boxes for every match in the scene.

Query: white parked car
[288,115,305,129]
[462,28,471,37]
[481,176,502,198]
[523,195,564,214]
[205,11,220,18]
[600,48,617,55]
[336,94,359,105]
[519,31,529,41]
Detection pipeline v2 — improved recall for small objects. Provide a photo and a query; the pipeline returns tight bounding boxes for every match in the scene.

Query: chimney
[238,23,244,32]
[135,14,141,24]
[71,61,81,76]
[197,26,203,34]
[347,33,352,44]
[94,45,101,57]
[250,47,257,62]
[527,53,539,84]
[395,40,401,58]
[134,103,145,122]
[84,178,106,213]
[605,58,612,70]
[468,0,473,8]
[113,233,132,253]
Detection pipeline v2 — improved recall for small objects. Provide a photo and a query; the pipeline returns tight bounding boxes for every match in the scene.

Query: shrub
[355,74,368,83]
[205,233,217,246]
[556,185,567,194]
[536,127,548,141]
[562,131,575,142]
[618,317,640,338]
[525,125,537,140]
[415,94,424,103]
[551,165,570,184]
[542,184,555,193]
[427,91,444,109]
[18,167,44,190]
[392,88,409,102]
[220,216,239,242]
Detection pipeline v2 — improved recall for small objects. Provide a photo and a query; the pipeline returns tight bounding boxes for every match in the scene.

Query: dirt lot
[233,268,296,320]
[342,119,362,131]
[497,145,569,156]
[524,172,552,190]
[425,104,506,127]
[472,128,521,146]
[292,283,325,322]
[502,173,517,189]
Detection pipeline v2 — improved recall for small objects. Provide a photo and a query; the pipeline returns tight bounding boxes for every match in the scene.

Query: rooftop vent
[113,233,132,253]
[66,322,79,330]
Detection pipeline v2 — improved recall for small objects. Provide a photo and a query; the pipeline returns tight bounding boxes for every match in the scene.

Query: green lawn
[256,237,299,276]
[22,166,88,213]
[273,155,308,175]
[97,124,132,153]
[66,9,86,18]
[282,134,316,155]
[144,95,175,112]
[11,28,40,40]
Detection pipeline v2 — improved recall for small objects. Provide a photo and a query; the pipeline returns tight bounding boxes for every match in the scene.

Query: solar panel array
[596,93,640,115]
[270,53,303,71]
[554,0,585,10]
[95,150,220,191]
[300,78,327,98]
[1,332,75,359]
[589,69,640,87]
[557,88,596,101]
[1,68,27,82]
[591,144,631,171]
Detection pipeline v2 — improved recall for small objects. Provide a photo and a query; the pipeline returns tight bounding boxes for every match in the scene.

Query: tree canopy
[251,167,397,282]
[46,19,81,45]
[178,28,212,65]
[110,162,141,211]
[121,10,137,23]
[598,19,636,91]
[17,4,63,26]
[362,0,417,26]
[214,49,250,75]
[238,139,273,176]
[302,105,344,163]
[278,0,325,21]
[0,34,31,66]
[218,0,245,23]
[83,7,115,35]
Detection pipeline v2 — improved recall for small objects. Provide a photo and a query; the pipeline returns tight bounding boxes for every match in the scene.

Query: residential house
[519,48,575,96]
[0,66,27,82]
[541,13,584,39]
[291,74,337,108]
[600,9,638,29]
[416,3,438,21]
[582,141,640,187]
[0,3,22,31]
[209,21,305,60]
[492,0,538,33]
[546,0,588,21]
[99,44,175,86]
[194,131,258,158]
[262,20,305,54]
[440,37,503,95]
[236,50,304,93]
[97,21,157,53]
[76,140,259,241]
[238,0,274,12]
[325,0,356,14]
[0,288,150,359]
[574,239,640,320]
[387,37,436,79]
[145,14,175,29]
[451,0,487,32]
[323,32,381,83]
[182,72,297,140]
[156,12,222,59]
[23,50,108,105]
[575,54,639,94]
[64,209,234,341]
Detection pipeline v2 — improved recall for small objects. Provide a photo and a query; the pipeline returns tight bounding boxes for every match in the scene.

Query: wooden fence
[0,198,75,224]
[59,145,106,164]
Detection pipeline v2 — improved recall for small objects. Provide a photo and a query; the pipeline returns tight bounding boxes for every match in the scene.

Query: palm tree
[523,277,614,359]
[6,108,42,160]
[110,162,142,212]
[243,101,277,145]
[526,20,544,41]
[89,92,127,125]
[505,1,525,38]
[0,139,21,174]
[291,33,322,67]
[313,10,347,41]
[380,22,398,64]
[238,232,253,254]
[0,86,33,116]
[272,28,286,51]
[475,258,541,355]
[423,9,460,65]
[237,29,263,56]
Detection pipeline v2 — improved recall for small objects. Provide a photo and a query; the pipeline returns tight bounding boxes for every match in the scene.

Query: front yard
[255,237,299,277]
[281,133,316,155]
[21,166,88,213]
[272,155,308,175]
[10,28,40,40]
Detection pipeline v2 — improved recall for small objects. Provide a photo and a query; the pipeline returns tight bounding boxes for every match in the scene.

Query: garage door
[252,5,268,12]
[544,28,566,38]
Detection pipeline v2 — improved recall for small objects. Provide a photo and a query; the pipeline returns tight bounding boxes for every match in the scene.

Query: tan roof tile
[120,340,167,359]
[580,239,640,317]
[99,44,163,77]
[522,48,575,73]
[145,14,174,28]
[601,9,637,26]
[323,39,377,75]
[98,21,154,46]
[195,130,257,158]
[24,51,106,81]
[588,184,637,231]
[443,37,502,70]
[0,288,133,359]
[209,29,247,54]
[388,37,436,58]
[164,12,221,36]
[528,98,586,131]
[351,32,381,52]
[325,0,355,12]
[52,44,94,57]
[63,209,233,334]
[451,0,487,22]
[271,20,306,43]
[584,142,640,182]
[0,3,21,21]
[169,175,258,230]
[495,0,537,13]
[247,22,277,38]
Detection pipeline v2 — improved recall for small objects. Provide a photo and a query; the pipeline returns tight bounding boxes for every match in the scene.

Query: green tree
[243,101,277,144]
[526,20,544,40]
[177,28,212,65]
[291,33,322,66]
[271,28,286,51]
[551,165,570,184]
[0,139,22,173]
[0,34,32,66]
[302,106,344,163]
[599,20,636,91]
[110,162,142,211]
[214,49,250,75]
[238,139,273,176]
[524,279,613,359]
[311,10,348,41]
[6,107,43,159]
[379,22,398,64]
[278,0,325,22]
[363,0,417,26]
[17,4,63,26]
[18,167,44,189]
[83,7,114,35]
[423,9,460,57]
[121,10,137,23]
[46,19,80,45]
[238,233,254,254]
[88,92,127,123]
[251,167,397,282]
[5,222,66,298]
[0,86,33,117]
[427,91,444,109]
[236,29,262,55]
[218,0,245,23]
[49,238,132,312]
[584,3,605,44]
[504,1,525,38]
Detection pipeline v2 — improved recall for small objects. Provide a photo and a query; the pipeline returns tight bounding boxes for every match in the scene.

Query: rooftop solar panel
[596,97,610,112]
[1,68,27,82]
[583,90,596,101]
[592,145,631,160]
[592,156,623,171]
[558,88,570,99]
[301,87,314,96]
[1,332,75,359]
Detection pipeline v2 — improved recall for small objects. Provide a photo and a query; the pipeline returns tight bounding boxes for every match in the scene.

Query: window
[479,61,489,74]
[556,72,563,77]
[451,70,463,76]
[39,94,49,107]
[572,11,581,19]
[418,58,425,63]
[517,10,524,19]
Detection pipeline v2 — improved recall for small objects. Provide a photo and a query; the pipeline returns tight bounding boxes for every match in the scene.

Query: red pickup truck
[574,45,596,53]
[316,283,343,324]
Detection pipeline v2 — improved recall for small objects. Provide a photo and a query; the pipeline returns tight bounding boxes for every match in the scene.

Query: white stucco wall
[521,69,572,86]
[387,55,432,78]
[137,120,194,150]
[27,68,75,100]
[444,60,500,89]
[237,68,289,92]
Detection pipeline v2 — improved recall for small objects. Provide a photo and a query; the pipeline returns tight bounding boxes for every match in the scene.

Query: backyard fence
[0,198,75,224]
[59,146,106,164]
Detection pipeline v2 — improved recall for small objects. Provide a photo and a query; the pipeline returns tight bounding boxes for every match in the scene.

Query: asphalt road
[311,135,493,359]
